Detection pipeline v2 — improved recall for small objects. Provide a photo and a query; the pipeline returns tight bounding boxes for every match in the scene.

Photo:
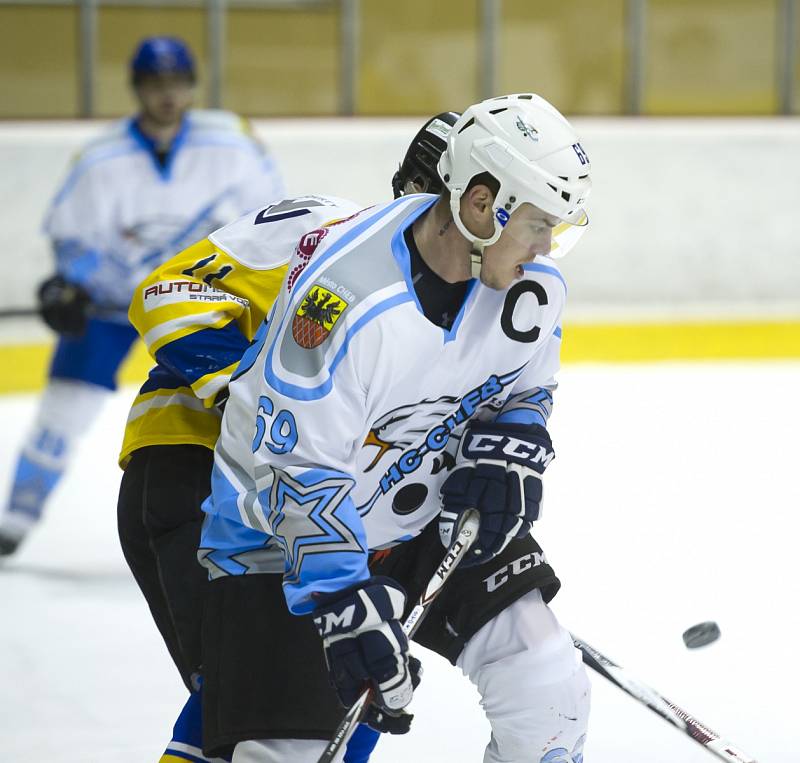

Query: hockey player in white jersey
[0,36,283,555]
[198,93,592,763]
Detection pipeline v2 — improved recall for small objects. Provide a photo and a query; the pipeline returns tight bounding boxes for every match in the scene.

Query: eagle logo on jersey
[362,396,460,471]
[292,285,348,349]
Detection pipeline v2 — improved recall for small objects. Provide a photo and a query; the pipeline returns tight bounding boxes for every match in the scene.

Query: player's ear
[459,184,495,239]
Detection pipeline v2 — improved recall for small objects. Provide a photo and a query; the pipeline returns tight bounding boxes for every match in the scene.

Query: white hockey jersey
[200,194,566,614]
[44,110,284,316]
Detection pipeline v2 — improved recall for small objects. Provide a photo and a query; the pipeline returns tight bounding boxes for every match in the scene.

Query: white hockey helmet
[437,93,591,272]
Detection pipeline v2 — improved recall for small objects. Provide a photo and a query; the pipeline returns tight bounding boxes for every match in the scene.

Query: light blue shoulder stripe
[262,196,427,401]
[387,194,479,344]
[522,262,568,293]
[495,409,547,427]
[293,195,414,298]
[265,292,414,401]
[50,146,141,208]
[389,195,437,318]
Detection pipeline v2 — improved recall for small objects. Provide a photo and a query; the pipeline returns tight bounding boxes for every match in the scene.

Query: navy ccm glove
[312,577,422,734]
[439,421,554,567]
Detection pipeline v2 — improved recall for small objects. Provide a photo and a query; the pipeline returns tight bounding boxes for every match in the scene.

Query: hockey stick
[573,636,759,763]
[0,302,124,321]
[317,509,481,763]
[0,306,38,319]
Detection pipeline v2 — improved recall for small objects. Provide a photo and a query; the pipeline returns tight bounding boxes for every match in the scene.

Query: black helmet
[392,111,460,199]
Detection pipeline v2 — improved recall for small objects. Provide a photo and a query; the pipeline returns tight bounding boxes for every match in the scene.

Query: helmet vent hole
[578,174,589,179]
[458,118,475,133]
[489,107,508,115]
[558,175,568,181]
[561,191,571,202]
[518,94,533,100]
[547,183,558,193]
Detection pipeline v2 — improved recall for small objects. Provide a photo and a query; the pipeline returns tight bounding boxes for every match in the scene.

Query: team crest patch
[292,285,348,349]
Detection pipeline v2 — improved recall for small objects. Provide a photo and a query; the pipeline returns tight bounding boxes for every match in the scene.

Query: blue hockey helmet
[130,37,196,85]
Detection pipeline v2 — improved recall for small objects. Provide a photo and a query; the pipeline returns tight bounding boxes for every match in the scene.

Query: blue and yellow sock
[159,690,231,763]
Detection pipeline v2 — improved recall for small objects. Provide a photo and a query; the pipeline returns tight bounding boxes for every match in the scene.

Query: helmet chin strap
[469,246,484,279]
[449,192,505,279]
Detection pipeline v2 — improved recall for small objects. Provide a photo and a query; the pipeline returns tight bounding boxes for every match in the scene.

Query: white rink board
[1,118,800,316]
[0,362,797,762]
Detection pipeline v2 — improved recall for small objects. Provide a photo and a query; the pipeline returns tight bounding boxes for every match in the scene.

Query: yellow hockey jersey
[119,195,363,467]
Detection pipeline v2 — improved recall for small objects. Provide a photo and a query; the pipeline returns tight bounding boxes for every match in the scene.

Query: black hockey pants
[117,444,213,690]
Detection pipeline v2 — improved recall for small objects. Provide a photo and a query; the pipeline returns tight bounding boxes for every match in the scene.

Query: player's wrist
[312,576,406,637]
[461,420,554,475]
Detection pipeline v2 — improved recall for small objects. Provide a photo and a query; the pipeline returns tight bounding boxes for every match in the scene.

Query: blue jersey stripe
[49,147,142,209]
[265,292,414,401]
[495,409,547,427]
[387,195,479,344]
[231,312,273,383]
[155,320,250,387]
[292,195,414,300]
[263,197,423,401]
[162,748,211,763]
[139,364,190,395]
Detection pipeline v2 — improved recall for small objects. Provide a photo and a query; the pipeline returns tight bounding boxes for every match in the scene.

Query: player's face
[480,203,558,290]
[135,74,195,127]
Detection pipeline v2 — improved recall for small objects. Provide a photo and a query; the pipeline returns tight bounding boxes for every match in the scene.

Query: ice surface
[1,363,797,762]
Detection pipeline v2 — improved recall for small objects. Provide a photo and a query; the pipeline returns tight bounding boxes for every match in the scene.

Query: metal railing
[0,0,796,116]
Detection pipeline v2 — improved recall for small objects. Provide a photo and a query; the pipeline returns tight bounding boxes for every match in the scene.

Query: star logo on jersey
[292,284,348,349]
[515,116,539,142]
[266,469,364,583]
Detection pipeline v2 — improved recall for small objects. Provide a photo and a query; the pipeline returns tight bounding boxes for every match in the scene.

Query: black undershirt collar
[404,225,469,330]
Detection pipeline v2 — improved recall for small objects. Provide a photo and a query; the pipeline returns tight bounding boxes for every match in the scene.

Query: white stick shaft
[317,510,480,763]
[573,636,759,763]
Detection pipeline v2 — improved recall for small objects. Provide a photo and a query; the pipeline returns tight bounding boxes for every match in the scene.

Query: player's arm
[128,238,276,406]
[242,340,372,614]
[227,119,286,213]
[39,154,107,334]
[494,329,561,428]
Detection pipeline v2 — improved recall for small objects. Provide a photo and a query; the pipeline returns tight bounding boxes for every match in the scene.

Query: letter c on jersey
[501,280,547,343]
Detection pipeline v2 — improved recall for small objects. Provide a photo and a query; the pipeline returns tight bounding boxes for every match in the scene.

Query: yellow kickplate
[1,320,798,395]
[560,320,800,363]
[0,340,154,395]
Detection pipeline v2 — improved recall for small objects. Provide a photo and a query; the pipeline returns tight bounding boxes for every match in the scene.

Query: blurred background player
[0,36,284,556]
[117,112,460,763]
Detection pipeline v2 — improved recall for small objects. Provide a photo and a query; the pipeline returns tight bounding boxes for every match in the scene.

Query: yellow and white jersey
[119,195,363,467]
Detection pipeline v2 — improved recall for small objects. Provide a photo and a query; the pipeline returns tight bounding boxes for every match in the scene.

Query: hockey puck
[682,621,721,649]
